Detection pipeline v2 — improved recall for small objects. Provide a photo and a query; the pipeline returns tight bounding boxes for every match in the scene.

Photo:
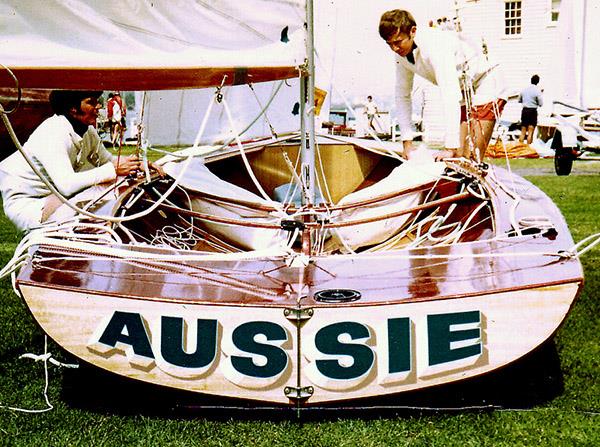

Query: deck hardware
[31,252,43,270]
[281,219,305,232]
[284,385,314,401]
[314,289,361,303]
[284,307,314,321]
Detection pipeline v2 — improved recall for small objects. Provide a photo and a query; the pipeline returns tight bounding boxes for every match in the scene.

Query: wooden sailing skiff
[0,0,583,407]
[14,140,583,405]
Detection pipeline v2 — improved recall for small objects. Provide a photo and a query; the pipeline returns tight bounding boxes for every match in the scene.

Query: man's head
[367,95,373,101]
[49,90,102,127]
[531,75,540,85]
[379,10,417,57]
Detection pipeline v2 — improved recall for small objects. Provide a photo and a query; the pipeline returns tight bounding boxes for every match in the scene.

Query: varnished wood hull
[13,155,584,406]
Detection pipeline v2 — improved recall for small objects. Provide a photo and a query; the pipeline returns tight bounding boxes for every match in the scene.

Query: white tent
[141,1,337,146]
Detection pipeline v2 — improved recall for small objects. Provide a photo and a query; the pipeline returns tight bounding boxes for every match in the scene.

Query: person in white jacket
[0,90,151,231]
[379,9,507,161]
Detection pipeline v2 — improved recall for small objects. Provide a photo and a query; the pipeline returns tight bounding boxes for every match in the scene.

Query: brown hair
[379,10,416,41]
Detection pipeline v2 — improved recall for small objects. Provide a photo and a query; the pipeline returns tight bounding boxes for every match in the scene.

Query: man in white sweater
[379,10,507,161]
[0,90,143,231]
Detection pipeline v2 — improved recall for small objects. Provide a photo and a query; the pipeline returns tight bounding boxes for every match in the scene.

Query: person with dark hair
[379,9,507,161]
[0,90,149,231]
[364,95,379,132]
[518,75,543,145]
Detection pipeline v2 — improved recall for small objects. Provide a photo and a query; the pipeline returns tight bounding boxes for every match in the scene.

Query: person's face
[70,97,101,127]
[386,26,416,57]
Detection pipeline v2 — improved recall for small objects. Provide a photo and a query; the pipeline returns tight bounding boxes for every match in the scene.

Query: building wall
[423,0,563,144]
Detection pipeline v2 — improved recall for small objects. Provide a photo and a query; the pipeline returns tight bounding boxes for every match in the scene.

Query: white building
[422,0,599,144]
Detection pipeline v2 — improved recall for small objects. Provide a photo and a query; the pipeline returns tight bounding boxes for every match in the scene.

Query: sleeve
[395,59,415,142]
[33,127,116,198]
[428,38,462,149]
[536,91,543,107]
[90,127,114,165]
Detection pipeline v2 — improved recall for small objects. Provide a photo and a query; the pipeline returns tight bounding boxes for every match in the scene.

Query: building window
[504,1,522,36]
[550,0,561,24]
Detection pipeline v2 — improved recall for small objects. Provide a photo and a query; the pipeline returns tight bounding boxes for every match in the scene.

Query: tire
[552,130,573,176]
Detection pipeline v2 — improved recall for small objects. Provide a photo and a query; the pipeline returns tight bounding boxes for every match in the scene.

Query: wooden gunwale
[17,229,583,308]
[15,267,583,308]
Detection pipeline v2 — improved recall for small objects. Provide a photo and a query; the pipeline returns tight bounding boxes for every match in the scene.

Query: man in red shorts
[379,9,507,161]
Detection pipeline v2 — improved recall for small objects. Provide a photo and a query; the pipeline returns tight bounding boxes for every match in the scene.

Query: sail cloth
[0,0,306,90]
[163,157,289,251]
[330,154,445,251]
[141,0,337,146]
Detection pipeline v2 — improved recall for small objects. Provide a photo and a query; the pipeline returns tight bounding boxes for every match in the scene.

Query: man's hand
[113,155,140,176]
[434,149,457,162]
[113,155,165,177]
[402,140,415,160]
[148,160,165,177]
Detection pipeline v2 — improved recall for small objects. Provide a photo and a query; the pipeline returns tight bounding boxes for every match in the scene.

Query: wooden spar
[2,66,300,91]
[137,190,474,230]
[320,191,473,229]
[170,179,450,213]
[139,199,281,229]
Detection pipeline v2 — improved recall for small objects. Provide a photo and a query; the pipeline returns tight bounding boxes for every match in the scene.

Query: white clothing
[112,101,122,123]
[394,27,507,148]
[0,114,116,231]
[365,100,378,116]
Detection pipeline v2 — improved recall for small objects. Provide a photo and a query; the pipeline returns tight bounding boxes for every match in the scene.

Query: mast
[300,0,316,206]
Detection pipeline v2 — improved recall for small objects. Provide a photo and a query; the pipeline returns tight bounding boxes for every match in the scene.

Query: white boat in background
[0,0,584,408]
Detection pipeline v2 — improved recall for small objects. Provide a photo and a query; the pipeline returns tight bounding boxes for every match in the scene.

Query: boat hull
[19,280,581,405]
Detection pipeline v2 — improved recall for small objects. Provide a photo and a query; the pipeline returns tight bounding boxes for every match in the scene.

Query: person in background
[113,92,126,128]
[379,9,507,161]
[364,95,379,133]
[111,94,123,145]
[518,75,544,145]
[0,90,159,231]
[106,92,115,132]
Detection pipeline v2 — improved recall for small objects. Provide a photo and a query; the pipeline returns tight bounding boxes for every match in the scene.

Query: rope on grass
[0,336,68,414]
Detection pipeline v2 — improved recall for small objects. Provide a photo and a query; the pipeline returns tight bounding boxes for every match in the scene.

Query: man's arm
[427,35,462,152]
[34,129,116,198]
[395,59,415,155]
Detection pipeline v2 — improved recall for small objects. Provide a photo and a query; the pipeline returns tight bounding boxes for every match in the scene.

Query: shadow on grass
[59,340,564,421]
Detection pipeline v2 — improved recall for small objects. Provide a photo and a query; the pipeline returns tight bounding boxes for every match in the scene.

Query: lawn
[0,157,598,446]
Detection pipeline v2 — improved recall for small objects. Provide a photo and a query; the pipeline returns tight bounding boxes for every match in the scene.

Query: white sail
[0,0,306,90]
[141,0,337,146]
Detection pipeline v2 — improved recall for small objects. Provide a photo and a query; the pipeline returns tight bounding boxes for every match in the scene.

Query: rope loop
[0,63,21,115]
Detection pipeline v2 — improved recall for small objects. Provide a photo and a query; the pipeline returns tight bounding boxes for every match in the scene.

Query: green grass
[0,159,598,446]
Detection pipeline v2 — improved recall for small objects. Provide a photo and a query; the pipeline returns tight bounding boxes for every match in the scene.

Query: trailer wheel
[552,130,573,176]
